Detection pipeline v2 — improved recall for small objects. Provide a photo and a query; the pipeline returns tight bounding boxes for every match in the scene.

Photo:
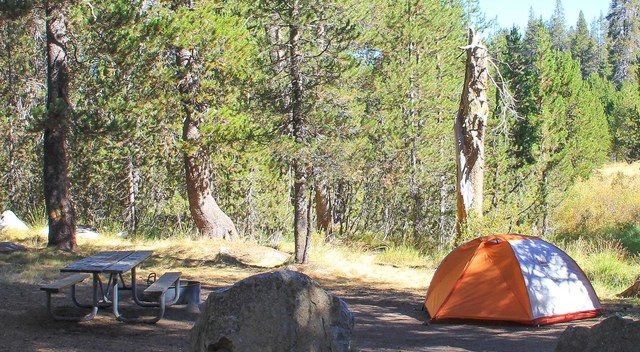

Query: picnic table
[41,250,181,323]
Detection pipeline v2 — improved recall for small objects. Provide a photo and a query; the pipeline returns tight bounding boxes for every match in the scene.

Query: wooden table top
[61,250,153,274]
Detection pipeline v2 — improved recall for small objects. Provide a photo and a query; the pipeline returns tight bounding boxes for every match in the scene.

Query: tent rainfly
[424,234,603,325]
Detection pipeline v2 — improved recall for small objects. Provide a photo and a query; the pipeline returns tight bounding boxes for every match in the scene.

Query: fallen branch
[618,275,640,298]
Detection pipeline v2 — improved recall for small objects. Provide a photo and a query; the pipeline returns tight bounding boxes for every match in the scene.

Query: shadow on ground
[0,270,628,352]
[315,276,609,352]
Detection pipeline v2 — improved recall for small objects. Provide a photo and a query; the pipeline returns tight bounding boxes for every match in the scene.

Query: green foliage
[607,82,640,162]
[562,238,640,297]
[607,0,640,86]
[338,0,466,246]
[608,224,640,256]
[570,11,598,78]
[0,0,638,274]
[547,0,569,52]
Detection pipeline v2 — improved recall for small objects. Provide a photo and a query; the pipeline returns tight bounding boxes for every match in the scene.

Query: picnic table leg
[70,274,103,309]
[130,267,159,307]
[45,276,99,322]
[111,273,165,324]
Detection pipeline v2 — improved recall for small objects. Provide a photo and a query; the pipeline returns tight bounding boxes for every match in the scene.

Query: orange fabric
[424,238,481,315]
[433,240,531,322]
[480,238,531,316]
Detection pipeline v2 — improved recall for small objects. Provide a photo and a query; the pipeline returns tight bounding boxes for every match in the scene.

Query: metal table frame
[58,250,176,323]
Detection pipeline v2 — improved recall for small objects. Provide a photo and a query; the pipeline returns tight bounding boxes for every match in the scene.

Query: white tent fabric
[509,238,601,321]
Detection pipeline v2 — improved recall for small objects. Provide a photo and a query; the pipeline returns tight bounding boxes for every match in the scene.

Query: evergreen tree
[491,23,611,236]
[353,0,466,246]
[548,0,569,52]
[169,1,247,241]
[571,11,598,78]
[607,0,640,85]
[608,81,640,161]
[0,5,44,214]
[254,0,356,263]
[44,0,77,251]
[591,12,612,78]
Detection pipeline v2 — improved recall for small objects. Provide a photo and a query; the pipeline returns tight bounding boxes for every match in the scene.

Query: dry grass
[0,230,434,296]
[597,161,640,176]
[553,162,640,234]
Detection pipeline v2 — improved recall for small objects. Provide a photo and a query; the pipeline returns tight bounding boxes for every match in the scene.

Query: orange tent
[424,234,603,325]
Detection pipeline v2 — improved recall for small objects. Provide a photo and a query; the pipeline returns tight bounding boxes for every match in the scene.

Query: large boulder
[0,210,28,232]
[555,315,640,352]
[190,270,354,352]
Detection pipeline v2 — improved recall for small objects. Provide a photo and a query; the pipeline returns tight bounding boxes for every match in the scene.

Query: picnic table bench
[41,273,95,321]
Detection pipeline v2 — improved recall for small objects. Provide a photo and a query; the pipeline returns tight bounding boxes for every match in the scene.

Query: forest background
[1,0,640,275]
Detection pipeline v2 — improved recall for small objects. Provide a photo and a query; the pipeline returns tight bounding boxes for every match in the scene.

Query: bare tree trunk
[435,53,453,248]
[454,29,489,240]
[289,0,310,264]
[126,153,139,234]
[5,23,18,207]
[315,177,333,241]
[540,167,550,237]
[312,23,334,243]
[176,44,238,240]
[293,161,310,263]
[44,0,76,251]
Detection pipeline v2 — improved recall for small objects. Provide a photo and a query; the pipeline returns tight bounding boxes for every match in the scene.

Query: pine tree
[548,0,569,52]
[571,11,598,78]
[169,1,246,241]
[255,0,356,263]
[44,0,77,251]
[0,5,43,214]
[591,12,612,78]
[492,22,611,236]
[607,0,640,85]
[608,81,640,161]
[351,0,466,245]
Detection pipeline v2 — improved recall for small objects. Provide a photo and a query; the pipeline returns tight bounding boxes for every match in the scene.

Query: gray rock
[190,270,355,352]
[0,210,28,232]
[555,315,640,352]
[0,242,27,253]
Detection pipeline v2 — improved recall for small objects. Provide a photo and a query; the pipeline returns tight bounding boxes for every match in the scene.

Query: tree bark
[5,23,18,207]
[315,177,333,241]
[126,154,139,234]
[289,0,310,264]
[176,46,239,241]
[454,29,489,240]
[44,1,76,251]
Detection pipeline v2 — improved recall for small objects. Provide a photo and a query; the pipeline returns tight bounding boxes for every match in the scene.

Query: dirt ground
[0,272,635,352]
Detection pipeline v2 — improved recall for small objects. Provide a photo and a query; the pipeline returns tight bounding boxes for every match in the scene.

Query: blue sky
[478,0,611,30]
